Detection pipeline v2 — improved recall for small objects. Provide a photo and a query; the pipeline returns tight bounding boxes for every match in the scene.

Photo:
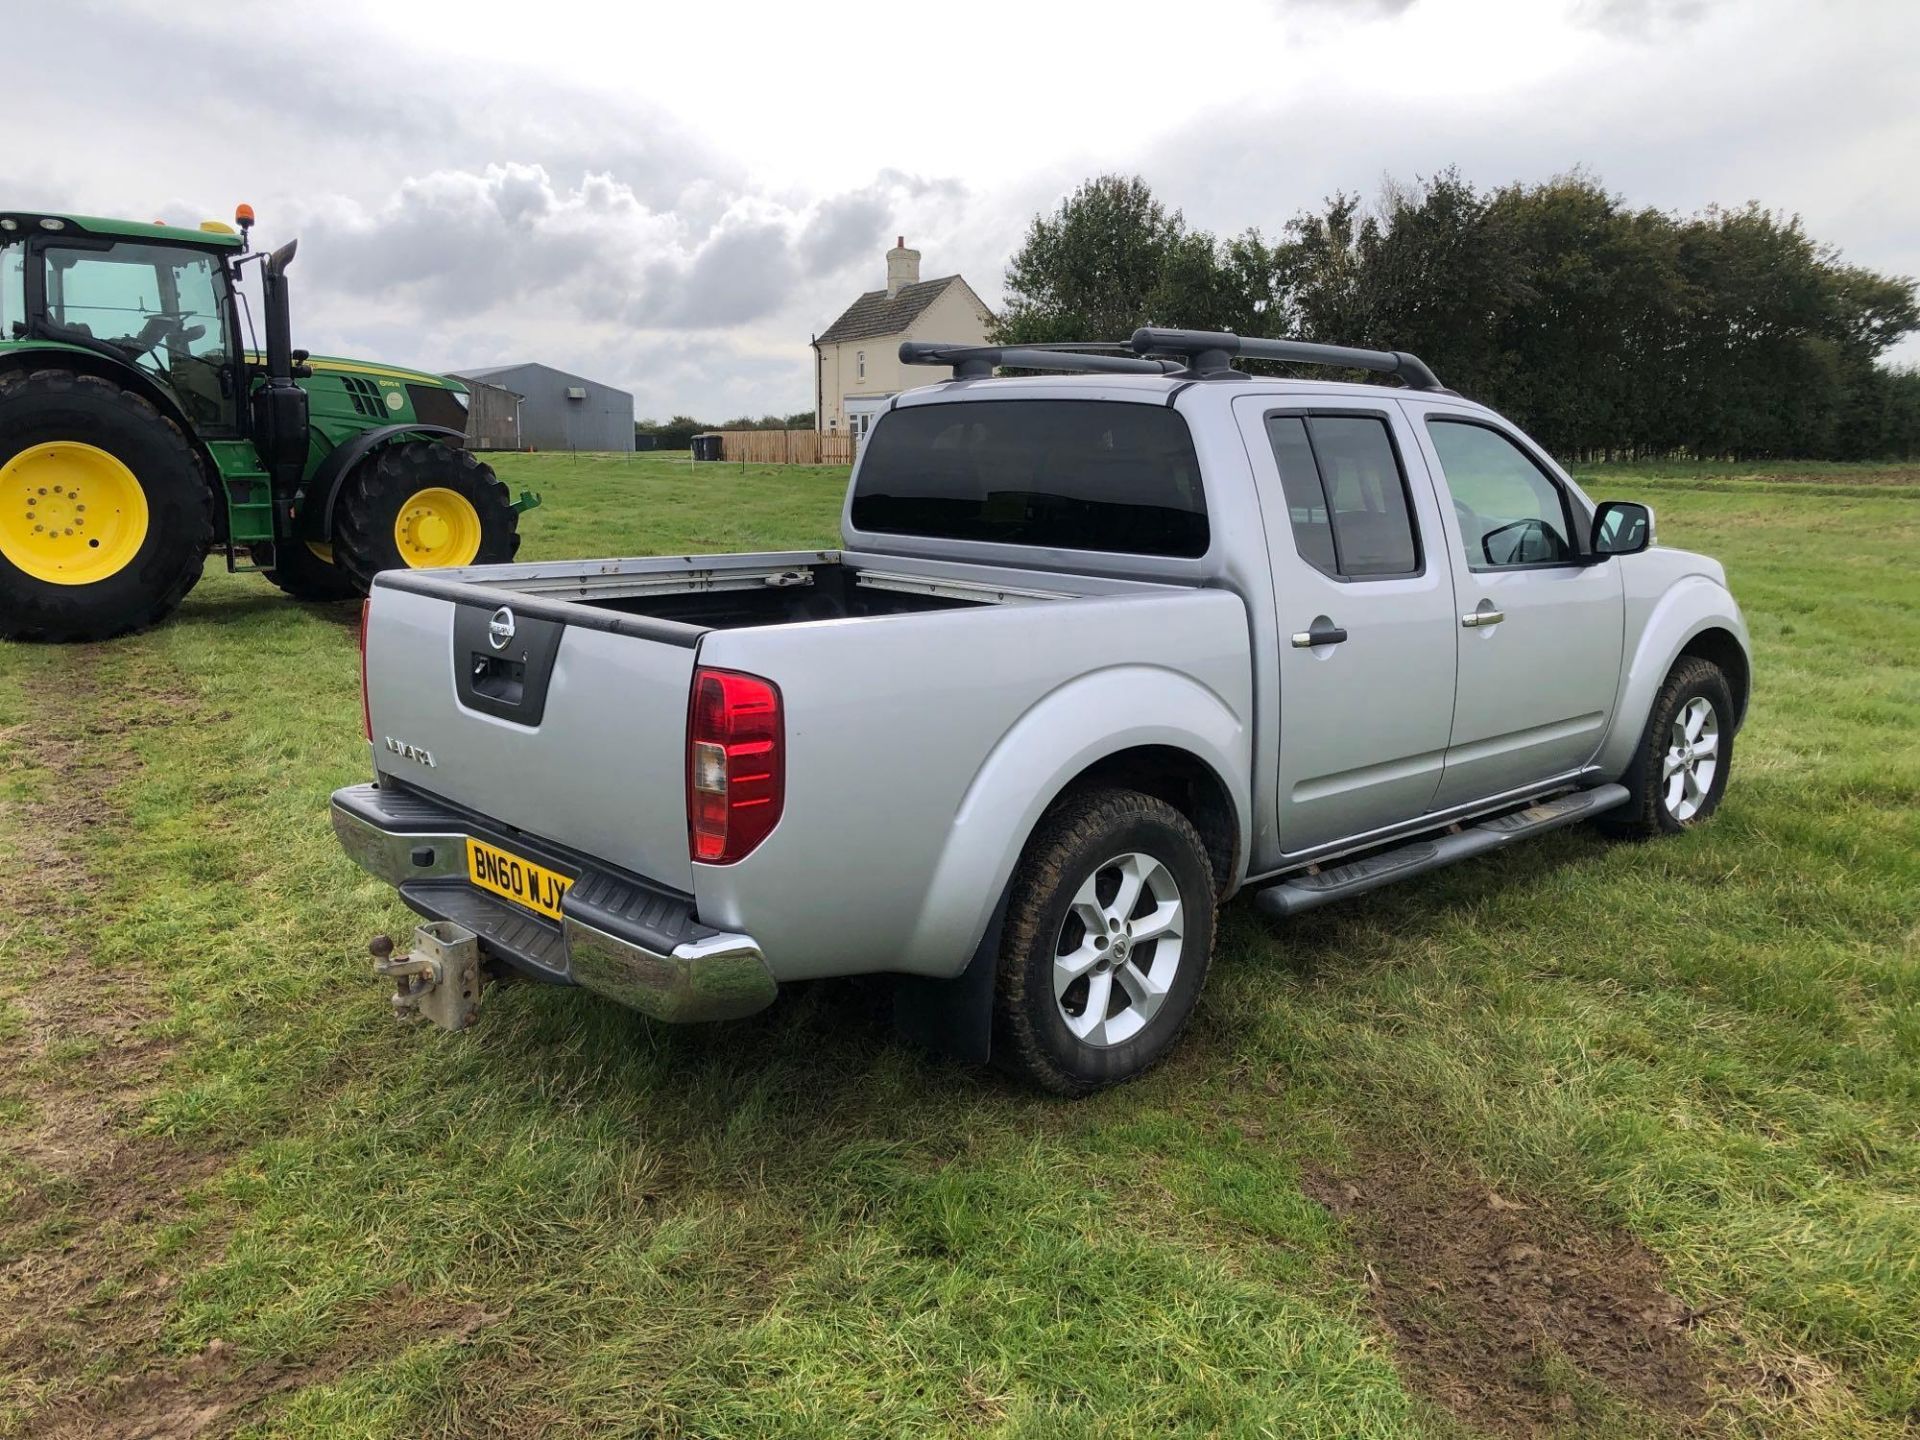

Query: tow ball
[369,922,484,1031]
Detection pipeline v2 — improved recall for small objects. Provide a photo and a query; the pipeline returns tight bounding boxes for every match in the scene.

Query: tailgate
[364,574,697,891]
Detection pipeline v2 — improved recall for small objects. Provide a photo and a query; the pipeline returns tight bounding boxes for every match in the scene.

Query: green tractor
[0,206,536,642]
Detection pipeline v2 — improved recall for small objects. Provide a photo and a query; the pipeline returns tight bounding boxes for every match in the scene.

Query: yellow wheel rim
[0,442,150,585]
[392,487,482,568]
[307,540,336,564]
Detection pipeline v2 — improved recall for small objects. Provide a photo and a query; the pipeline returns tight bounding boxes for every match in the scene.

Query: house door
[845,398,884,449]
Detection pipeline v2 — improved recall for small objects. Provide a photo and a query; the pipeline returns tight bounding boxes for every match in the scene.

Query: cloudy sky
[12,0,1915,419]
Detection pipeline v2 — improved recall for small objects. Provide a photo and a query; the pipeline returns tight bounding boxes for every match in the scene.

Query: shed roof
[454,361,628,396]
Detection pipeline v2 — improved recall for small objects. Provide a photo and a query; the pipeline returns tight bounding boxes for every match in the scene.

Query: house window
[856,350,866,381]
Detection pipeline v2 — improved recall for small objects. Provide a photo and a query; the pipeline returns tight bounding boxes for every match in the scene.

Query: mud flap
[891,890,1008,1065]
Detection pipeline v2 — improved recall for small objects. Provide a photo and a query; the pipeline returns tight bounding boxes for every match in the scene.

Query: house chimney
[886,235,921,297]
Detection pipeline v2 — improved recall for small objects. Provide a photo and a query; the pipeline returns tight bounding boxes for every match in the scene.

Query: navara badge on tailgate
[383,736,436,768]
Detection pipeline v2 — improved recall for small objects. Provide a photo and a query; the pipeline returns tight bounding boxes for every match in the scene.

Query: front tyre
[1602,656,1735,838]
[993,788,1217,1096]
[0,369,211,642]
[333,440,519,587]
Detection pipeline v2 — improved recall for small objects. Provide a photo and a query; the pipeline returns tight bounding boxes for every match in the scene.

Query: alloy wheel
[1053,852,1186,1047]
[1662,695,1720,822]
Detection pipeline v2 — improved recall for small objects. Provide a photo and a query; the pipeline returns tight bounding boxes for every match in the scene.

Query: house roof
[817,275,973,346]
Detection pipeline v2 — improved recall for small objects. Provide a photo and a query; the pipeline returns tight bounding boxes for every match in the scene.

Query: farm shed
[452,362,635,453]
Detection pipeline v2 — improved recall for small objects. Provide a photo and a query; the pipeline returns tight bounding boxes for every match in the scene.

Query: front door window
[1427,419,1576,569]
[42,241,236,432]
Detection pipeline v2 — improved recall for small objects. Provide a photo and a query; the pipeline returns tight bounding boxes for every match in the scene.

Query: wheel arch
[1049,744,1241,897]
[1678,625,1750,730]
[300,424,466,540]
[891,677,1246,1068]
[1596,577,1753,779]
[901,664,1251,982]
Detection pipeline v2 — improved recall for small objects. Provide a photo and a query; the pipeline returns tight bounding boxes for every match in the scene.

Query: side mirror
[1482,516,1562,566]
[1590,500,1652,558]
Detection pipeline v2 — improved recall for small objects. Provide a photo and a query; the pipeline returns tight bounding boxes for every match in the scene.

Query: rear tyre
[333,441,519,587]
[255,536,364,602]
[1600,656,1735,839]
[0,369,211,642]
[993,787,1216,1096]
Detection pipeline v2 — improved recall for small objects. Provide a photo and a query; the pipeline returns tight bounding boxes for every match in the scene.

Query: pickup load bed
[336,327,1750,1094]
[347,548,1244,954]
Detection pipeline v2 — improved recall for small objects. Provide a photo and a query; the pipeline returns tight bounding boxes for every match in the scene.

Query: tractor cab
[3,213,248,435]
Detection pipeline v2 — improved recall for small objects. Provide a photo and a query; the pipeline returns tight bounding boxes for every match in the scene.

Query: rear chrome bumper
[330,784,776,1024]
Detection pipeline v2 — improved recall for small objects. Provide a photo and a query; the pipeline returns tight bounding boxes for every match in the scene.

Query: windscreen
[849,399,1209,557]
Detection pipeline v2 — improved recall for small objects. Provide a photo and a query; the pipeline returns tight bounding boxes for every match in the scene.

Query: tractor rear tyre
[254,536,364,602]
[0,369,212,642]
[333,441,519,588]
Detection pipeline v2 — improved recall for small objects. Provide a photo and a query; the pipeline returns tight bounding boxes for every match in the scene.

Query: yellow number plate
[466,837,573,921]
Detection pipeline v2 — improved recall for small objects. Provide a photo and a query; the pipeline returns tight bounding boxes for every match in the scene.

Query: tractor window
[44,242,235,431]
[0,245,21,339]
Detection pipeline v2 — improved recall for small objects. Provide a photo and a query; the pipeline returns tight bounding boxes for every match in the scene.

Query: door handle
[1291,622,1349,648]
[1460,609,1505,628]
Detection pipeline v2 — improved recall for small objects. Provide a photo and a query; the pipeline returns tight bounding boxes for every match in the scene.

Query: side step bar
[1252,784,1630,920]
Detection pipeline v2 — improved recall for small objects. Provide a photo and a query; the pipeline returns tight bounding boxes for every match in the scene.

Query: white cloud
[4,0,1914,419]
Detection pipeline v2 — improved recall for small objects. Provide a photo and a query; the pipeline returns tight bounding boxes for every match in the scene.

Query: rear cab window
[849,399,1208,558]
[1262,412,1421,579]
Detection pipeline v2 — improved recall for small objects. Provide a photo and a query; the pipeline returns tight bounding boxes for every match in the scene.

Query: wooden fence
[703,429,855,466]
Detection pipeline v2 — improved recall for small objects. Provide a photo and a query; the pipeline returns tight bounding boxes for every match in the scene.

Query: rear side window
[849,400,1208,558]
[1263,413,1420,578]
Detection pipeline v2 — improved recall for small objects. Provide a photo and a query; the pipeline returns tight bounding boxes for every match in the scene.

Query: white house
[811,238,994,439]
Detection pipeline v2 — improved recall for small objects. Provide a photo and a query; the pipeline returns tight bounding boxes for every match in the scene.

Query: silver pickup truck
[333,328,1750,1093]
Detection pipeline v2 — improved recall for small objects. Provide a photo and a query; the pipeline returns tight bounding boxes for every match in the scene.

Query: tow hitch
[369,922,484,1030]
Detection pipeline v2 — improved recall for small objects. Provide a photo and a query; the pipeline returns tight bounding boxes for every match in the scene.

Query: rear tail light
[687,667,783,864]
[358,599,372,741]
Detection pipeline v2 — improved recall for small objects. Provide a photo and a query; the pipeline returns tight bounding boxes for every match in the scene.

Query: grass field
[1,452,1915,1438]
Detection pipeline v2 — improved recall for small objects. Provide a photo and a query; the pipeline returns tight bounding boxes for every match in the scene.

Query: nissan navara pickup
[332,328,1751,1094]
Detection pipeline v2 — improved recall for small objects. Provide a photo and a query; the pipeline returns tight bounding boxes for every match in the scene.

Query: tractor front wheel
[0,369,212,642]
[333,441,519,587]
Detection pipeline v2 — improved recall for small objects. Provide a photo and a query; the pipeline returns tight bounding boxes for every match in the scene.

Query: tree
[636,414,708,450]
[995,175,1245,343]
[1002,170,1920,458]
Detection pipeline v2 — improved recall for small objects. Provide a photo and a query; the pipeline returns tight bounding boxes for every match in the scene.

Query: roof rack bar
[1129,327,1448,391]
[900,341,1182,380]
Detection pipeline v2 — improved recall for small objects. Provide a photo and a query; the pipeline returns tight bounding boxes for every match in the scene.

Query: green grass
[0,453,1915,1436]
